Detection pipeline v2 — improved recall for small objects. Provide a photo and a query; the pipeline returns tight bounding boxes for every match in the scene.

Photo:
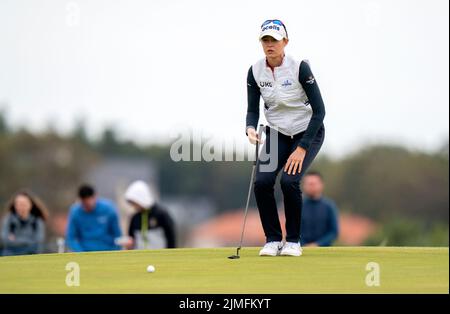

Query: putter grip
[254,124,264,165]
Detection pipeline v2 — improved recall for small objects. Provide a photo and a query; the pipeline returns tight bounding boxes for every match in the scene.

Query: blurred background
[0,0,448,252]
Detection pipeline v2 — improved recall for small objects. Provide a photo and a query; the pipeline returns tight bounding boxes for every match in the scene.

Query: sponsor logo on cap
[261,25,281,32]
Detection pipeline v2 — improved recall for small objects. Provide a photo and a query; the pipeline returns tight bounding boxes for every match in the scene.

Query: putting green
[0,247,448,293]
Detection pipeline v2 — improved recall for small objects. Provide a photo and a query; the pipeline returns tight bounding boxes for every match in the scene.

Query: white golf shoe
[280,242,303,256]
[259,241,283,256]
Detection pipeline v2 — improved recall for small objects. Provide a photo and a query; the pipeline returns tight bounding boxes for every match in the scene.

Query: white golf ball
[146,265,155,273]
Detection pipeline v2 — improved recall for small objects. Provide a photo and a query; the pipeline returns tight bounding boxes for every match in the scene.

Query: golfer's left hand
[284,147,306,175]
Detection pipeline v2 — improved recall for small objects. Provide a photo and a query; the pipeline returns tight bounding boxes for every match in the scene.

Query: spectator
[1,190,48,256]
[300,171,339,247]
[66,184,122,252]
[124,180,176,249]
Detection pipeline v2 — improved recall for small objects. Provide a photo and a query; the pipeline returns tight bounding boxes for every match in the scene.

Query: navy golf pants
[254,125,325,243]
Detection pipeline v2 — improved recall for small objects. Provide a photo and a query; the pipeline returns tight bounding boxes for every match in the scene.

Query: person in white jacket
[124,181,176,249]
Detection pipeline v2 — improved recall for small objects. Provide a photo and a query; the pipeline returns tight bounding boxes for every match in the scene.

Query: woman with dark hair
[1,190,48,256]
[246,20,326,256]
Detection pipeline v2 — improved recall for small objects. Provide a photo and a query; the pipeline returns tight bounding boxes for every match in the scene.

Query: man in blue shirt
[66,184,122,252]
[300,171,339,247]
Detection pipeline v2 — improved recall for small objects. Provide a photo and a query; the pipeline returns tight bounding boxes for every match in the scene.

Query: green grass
[0,247,448,293]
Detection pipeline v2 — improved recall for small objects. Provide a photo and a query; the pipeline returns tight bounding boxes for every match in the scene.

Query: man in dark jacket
[300,171,339,247]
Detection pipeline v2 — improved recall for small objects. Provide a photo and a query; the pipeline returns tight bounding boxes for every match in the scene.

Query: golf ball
[146,265,155,273]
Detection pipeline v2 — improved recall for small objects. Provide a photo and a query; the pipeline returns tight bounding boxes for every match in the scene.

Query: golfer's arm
[297,61,326,150]
[246,66,261,135]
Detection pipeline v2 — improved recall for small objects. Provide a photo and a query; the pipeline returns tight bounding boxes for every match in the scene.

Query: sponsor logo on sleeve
[306,76,315,84]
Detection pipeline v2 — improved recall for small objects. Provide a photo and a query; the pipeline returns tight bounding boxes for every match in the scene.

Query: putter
[228,124,264,259]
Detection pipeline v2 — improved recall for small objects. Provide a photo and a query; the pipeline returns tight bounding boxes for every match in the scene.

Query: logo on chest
[281,79,293,87]
[259,81,273,88]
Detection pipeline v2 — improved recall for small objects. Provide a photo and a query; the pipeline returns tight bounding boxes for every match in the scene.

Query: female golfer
[246,19,326,256]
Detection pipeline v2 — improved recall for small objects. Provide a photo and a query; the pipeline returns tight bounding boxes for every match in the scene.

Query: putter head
[228,247,241,259]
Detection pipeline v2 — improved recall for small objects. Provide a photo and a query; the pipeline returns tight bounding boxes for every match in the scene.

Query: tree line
[0,111,448,245]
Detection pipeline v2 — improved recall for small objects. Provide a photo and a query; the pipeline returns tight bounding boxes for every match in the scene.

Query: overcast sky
[0,0,448,158]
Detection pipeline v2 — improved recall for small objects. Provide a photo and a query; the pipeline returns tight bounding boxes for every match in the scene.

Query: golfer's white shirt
[252,55,313,136]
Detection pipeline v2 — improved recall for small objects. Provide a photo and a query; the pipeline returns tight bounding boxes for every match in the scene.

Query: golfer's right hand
[247,127,262,145]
